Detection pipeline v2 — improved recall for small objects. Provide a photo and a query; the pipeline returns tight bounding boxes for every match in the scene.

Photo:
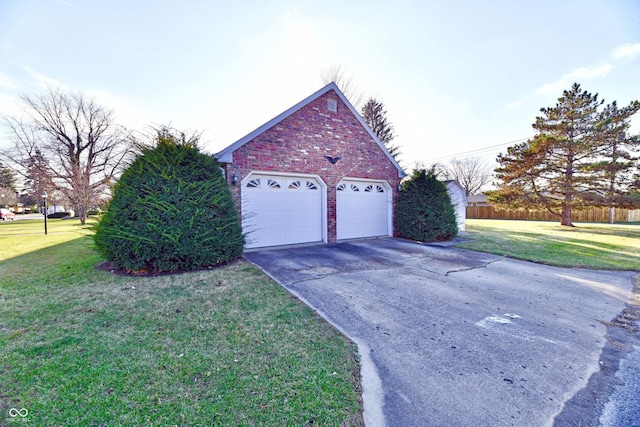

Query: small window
[246,179,261,188]
[350,184,359,192]
[289,181,301,190]
[364,184,386,193]
[327,99,338,112]
[337,183,346,191]
[306,181,318,190]
[267,179,281,189]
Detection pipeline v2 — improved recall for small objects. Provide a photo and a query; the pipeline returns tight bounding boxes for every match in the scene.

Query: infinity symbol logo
[9,408,28,417]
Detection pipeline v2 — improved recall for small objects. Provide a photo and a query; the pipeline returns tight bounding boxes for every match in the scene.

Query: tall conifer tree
[361,97,400,160]
[489,83,640,226]
[586,100,640,222]
[489,83,604,226]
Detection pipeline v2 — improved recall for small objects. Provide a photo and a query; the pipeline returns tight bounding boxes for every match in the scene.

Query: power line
[422,137,532,163]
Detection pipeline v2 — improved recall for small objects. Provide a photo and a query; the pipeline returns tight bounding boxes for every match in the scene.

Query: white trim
[215,83,405,178]
[241,171,328,247]
[336,177,394,240]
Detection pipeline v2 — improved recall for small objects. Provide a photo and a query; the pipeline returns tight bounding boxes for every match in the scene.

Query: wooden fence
[466,206,640,223]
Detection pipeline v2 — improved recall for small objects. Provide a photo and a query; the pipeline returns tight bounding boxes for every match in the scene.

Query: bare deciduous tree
[441,157,493,195]
[1,87,134,224]
[320,64,364,108]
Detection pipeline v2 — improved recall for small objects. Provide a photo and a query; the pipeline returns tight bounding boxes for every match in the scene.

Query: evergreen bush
[394,169,458,242]
[94,128,244,273]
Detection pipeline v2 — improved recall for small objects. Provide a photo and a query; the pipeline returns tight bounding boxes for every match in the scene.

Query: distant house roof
[214,82,405,178]
[467,194,488,203]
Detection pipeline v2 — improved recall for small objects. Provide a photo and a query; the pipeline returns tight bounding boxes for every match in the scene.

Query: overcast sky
[1,0,639,170]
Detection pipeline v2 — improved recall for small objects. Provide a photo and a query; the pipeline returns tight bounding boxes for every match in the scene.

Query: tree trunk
[561,203,573,226]
[74,203,87,225]
[79,205,87,225]
[608,206,615,224]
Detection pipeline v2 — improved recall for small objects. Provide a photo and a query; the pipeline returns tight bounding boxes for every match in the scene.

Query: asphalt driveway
[244,238,638,427]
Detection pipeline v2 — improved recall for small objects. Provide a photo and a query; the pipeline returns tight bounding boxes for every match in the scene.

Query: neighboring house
[467,194,490,207]
[215,83,406,249]
[444,180,468,232]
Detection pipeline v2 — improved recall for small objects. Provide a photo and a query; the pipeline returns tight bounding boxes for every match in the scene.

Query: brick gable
[218,85,403,245]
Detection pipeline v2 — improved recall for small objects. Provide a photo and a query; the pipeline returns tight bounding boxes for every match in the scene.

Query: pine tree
[489,84,640,226]
[0,163,17,190]
[360,97,400,160]
[585,100,640,222]
[488,83,606,226]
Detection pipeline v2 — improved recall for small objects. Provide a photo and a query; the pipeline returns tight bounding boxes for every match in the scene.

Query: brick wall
[223,89,402,243]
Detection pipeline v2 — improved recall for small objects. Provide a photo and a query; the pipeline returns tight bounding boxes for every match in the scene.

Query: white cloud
[534,63,613,96]
[611,42,640,61]
[514,42,639,107]
[505,98,526,109]
[568,63,613,80]
[20,65,65,90]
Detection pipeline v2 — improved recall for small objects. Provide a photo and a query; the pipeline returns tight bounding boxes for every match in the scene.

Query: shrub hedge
[94,128,244,273]
[394,169,458,242]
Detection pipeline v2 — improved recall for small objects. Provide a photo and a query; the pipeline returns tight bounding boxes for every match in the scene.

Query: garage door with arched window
[336,179,391,240]
[241,173,325,249]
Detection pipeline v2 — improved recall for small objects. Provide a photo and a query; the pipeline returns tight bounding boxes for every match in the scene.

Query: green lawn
[458,219,640,270]
[0,219,363,426]
[7,217,635,425]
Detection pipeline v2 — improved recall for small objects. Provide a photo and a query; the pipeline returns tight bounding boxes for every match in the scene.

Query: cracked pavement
[244,238,637,427]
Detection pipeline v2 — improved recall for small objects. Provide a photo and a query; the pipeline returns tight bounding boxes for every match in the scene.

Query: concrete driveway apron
[244,238,638,427]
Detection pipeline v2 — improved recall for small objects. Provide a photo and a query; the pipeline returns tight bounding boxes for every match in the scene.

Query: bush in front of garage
[94,127,244,273]
[394,168,458,242]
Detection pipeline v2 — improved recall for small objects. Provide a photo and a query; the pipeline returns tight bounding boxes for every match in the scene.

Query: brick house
[215,83,405,249]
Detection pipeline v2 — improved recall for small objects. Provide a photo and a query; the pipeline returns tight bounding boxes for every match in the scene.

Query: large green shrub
[394,168,458,242]
[94,128,244,273]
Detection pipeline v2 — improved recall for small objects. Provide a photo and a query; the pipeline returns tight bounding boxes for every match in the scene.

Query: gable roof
[444,180,469,206]
[215,82,406,178]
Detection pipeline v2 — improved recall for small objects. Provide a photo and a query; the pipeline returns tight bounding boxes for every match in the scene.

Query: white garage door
[337,179,390,240]
[242,174,323,249]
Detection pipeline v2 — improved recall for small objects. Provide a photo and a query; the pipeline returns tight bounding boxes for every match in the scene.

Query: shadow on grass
[0,234,103,291]
[462,222,640,270]
[0,237,364,426]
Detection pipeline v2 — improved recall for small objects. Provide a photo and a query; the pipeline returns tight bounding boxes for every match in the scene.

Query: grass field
[458,219,640,270]
[0,219,363,426]
[5,216,637,425]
